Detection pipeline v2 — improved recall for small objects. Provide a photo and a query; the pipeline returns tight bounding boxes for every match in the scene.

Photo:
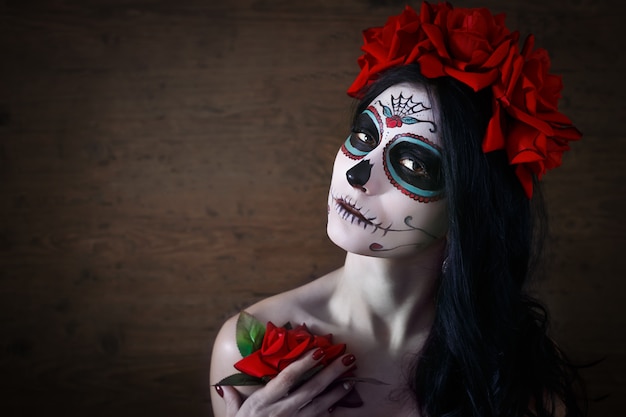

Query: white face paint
[327,83,448,257]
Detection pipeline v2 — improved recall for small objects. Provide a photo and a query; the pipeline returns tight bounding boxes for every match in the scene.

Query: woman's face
[327,82,448,257]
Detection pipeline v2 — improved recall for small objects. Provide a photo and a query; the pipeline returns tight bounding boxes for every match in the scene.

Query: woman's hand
[214,350,357,416]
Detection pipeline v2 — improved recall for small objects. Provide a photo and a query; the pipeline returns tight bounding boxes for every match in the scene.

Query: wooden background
[1,0,624,416]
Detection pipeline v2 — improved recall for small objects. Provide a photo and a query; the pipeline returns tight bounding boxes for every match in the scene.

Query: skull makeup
[327,83,448,257]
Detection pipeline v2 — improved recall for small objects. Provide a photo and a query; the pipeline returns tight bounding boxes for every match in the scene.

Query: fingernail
[312,348,325,360]
[214,385,224,398]
[342,354,356,366]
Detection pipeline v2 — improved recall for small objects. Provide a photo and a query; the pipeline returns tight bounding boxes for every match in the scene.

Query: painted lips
[334,197,373,227]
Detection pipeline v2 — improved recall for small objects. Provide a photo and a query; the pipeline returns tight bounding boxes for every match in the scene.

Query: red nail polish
[342,354,356,366]
[214,385,224,398]
[313,348,325,360]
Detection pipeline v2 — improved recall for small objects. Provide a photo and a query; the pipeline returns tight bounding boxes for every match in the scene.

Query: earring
[441,257,449,275]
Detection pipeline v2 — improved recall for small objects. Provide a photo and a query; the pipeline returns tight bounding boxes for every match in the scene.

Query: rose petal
[444,66,499,92]
[483,101,506,152]
[234,351,279,379]
[515,165,534,198]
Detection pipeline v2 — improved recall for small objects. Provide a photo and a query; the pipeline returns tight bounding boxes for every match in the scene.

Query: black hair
[353,64,586,417]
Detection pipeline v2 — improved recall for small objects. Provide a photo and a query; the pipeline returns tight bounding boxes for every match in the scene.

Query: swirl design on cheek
[368,215,440,252]
[370,242,424,252]
[332,192,439,240]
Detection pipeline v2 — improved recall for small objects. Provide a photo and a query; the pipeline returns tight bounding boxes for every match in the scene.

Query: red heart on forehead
[386,115,403,128]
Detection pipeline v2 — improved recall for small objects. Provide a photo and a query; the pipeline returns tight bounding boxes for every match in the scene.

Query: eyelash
[352,129,377,147]
[399,156,429,177]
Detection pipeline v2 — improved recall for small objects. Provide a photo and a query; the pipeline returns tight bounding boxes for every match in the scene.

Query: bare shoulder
[210,313,240,381]
[242,268,340,325]
[209,269,341,413]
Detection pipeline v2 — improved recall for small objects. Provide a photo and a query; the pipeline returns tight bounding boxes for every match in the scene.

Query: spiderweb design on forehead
[393,93,429,117]
[378,93,437,133]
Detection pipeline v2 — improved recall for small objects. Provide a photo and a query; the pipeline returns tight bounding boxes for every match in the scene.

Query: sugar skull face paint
[327,83,448,257]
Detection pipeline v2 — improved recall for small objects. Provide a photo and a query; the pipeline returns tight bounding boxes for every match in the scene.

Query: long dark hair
[354,64,585,417]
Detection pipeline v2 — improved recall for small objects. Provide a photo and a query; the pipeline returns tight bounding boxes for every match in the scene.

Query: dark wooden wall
[1,0,623,416]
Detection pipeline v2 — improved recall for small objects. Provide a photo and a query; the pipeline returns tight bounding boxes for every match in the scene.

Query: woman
[210,3,584,416]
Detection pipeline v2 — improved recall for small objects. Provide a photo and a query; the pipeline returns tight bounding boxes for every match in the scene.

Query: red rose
[347,4,437,97]
[419,6,518,91]
[234,321,346,379]
[485,35,581,197]
[348,3,518,96]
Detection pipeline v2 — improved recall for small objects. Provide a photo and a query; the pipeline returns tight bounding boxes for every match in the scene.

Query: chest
[331,344,421,416]
[332,380,420,417]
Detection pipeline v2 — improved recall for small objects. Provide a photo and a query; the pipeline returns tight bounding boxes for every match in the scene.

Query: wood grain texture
[1,0,624,416]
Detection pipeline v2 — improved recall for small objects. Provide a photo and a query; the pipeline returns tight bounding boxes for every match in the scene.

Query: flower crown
[347,2,581,198]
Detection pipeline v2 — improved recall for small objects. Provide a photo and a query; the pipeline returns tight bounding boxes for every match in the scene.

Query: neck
[328,239,445,352]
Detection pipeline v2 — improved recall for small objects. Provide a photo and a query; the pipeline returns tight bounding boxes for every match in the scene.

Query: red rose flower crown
[347,2,581,198]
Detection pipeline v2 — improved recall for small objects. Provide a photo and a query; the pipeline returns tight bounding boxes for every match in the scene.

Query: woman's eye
[341,109,382,159]
[355,131,374,145]
[384,135,444,200]
[399,157,429,177]
[347,128,378,153]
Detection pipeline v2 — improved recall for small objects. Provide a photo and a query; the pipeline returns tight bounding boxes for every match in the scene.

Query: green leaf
[216,373,264,386]
[236,311,266,357]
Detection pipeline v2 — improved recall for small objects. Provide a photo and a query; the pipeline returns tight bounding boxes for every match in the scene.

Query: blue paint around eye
[343,135,369,157]
[363,109,379,132]
[385,136,443,199]
[343,109,381,158]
